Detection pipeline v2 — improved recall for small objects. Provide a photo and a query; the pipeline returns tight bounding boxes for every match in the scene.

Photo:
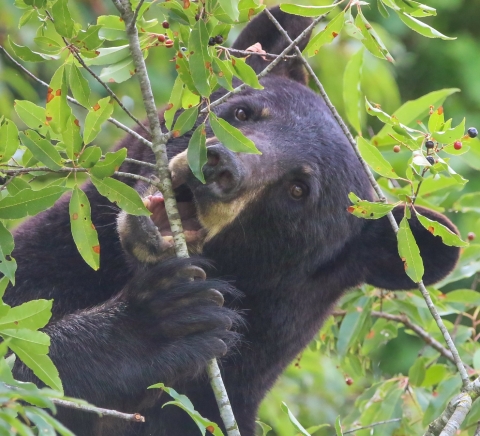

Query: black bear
[6,7,459,436]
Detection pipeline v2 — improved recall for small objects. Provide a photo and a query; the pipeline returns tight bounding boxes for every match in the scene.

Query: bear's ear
[358,205,460,290]
[231,7,312,84]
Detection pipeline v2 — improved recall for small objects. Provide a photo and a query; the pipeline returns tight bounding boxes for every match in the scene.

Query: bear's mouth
[144,184,205,251]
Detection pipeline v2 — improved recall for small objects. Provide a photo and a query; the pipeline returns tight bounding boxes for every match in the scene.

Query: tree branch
[344,418,401,434]
[110,2,240,435]
[263,7,470,389]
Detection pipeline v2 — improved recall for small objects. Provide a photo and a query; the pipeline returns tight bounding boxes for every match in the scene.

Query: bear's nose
[203,144,244,195]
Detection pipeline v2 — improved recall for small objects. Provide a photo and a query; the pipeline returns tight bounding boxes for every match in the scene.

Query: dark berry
[181,46,187,52]
[214,35,224,44]
[454,141,462,150]
[468,127,478,138]
[195,13,200,21]
[208,37,216,46]
[393,145,401,153]
[425,140,435,149]
[157,34,165,42]
[345,377,353,386]
[426,156,435,165]
[162,20,170,29]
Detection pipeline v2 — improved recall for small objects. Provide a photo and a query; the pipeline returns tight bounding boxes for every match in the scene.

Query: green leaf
[433,118,465,144]
[335,416,343,436]
[78,146,102,168]
[19,130,63,171]
[453,192,480,213]
[19,9,36,28]
[98,58,136,84]
[281,402,311,436]
[358,137,400,179]
[1,329,49,355]
[69,186,100,270]
[149,383,224,436]
[46,65,71,134]
[213,58,234,91]
[85,45,130,66]
[24,408,74,436]
[67,64,90,108]
[397,12,455,40]
[90,148,127,179]
[256,421,272,436]
[337,296,372,356]
[408,356,428,386]
[355,12,393,61]
[8,341,63,393]
[74,25,104,51]
[0,300,52,330]
[304,11,345,57]
[373,88,460,146]
[0,118,19,163]
[0,222,16,284]
[230,57,263,89]
[14,100,48,136]
[84,97,114,144]
[279,4,337,17]
[189,21,212,97]
[217,0,239,21]
[90,176,150,216]
[415,210,467,247]
[24,410,56,436]
[165,77,184,130]
[397,216,424,283]
[343,48,364,135]
[210,113,260,154]
[172,106,199,139]
[62,115,83,161]
[187,124,207,183]
[348,192,396,219]
[51,0,76,39]
[445,289,480,306]
[176,55,199,96]
[0,186,68,219]
[8,37,60,62]
[395,0,436,17]
[377,0,390,18]
[365,98,393,124]
[428,106,445,135]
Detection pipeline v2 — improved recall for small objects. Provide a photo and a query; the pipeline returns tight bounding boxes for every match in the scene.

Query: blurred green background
[1,0,480,434]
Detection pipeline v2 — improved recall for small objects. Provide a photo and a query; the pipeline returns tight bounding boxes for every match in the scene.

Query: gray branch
[110,1,240,435]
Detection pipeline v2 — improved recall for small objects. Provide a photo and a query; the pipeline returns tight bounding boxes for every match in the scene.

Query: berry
[468,232,476,241]
[345,377,353,386]
[208,37,216,46]
[162,20,170,29]
[181,46,187,52]
[165,39,174,48]
[425,140,435,149]
[157,34,165,42]
[393,145,401,153]
[454,141,462,150]
[214,35,224,44]
[468,127,478,138]
[426,156,435,165]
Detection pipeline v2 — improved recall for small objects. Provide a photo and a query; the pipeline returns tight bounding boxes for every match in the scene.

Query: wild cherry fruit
[468,127,478,138]
[454,141,462,150]
[425,140,435,149]
[208,37,216,46]
[468,232,476,241]
[162,20,170,29]
[393,145,401,153]
[426,156,435,165]
[215,35,224,44]
[158,34,166,42]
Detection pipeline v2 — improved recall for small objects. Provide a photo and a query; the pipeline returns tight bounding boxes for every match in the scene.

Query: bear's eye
[289,182,308,200]
[234,108,248,121]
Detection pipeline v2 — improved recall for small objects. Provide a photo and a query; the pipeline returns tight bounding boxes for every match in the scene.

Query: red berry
[468,232,476,241]
[345,377,353,386]
[165,39,174,48]
[162,20,170,29]
[157,34,166,42]
[393,145,401,153]
[454,141,462,150]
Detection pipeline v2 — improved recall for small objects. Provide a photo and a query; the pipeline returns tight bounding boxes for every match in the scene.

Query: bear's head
[156,8,460,293]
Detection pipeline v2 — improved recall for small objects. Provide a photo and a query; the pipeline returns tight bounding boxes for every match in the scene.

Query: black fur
[6,7,460,436]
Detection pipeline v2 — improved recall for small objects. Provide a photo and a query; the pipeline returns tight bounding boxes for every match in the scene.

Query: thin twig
[0,45,152,148]
[264,6,470,389]
[43,11,149,136]
[217,46,297,59]
[110,2,240,436]
[4,383,144,422]
[131,0,146,27]
[344,418,401,434]
[124,157,157,170]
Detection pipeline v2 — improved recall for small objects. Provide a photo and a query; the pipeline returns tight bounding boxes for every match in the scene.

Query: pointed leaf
[62,115,83,161]
[68,64,90,108]
[0,186,68,219]
[348,192,396,219]
[281,402,311,436]
[397,216,424,283]
[84,97,114,144]
[415,210,467,247]
[397,12,455,40]
[188,20,212,98]
[8,37,59,62]
[358,137,399,178]
[99,58,136,84]
[0,118,19,163]
[230,57,263,89]
[355,12,393,61]
[51,0,76,39]
[90,148,127,179]
[14,100,49,136]
[210,113,260,154]
[90,176,150,216]
[187,123,207,183]
[78,146,102,168]
[279,4,337,17]
[0,221,16,284]
[45,65,71,134]
[343,48,364,135]
[19,130,63,170]
[335,416,343,436]
[304,11,345,56]
[0,300,52,330]
[165,77,184,130]
[1,329,50,355]
[172,106,199,138]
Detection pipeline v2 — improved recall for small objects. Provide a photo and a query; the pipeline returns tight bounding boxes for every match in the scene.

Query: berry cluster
[208,35,224,46]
